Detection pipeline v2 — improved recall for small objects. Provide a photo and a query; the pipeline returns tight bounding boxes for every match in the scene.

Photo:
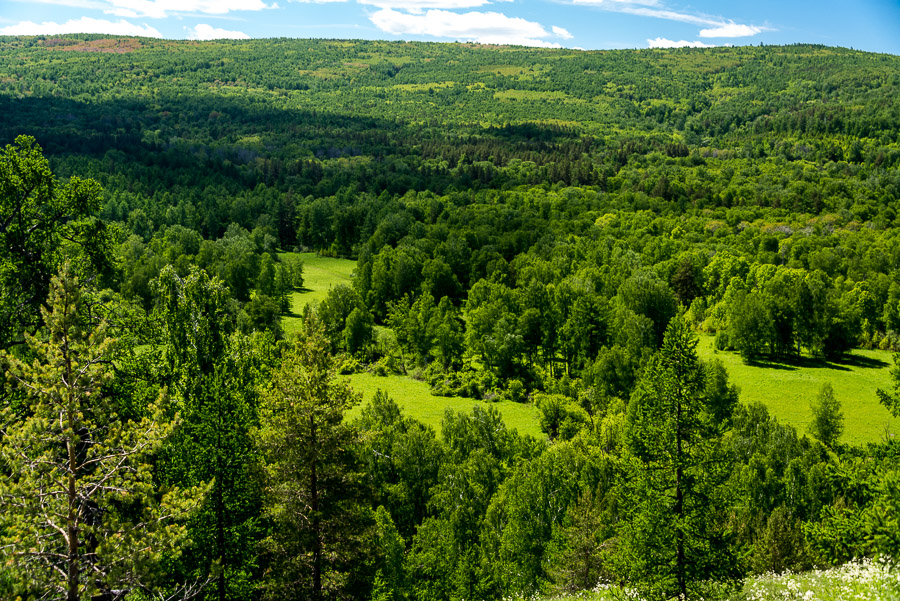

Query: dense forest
[1,36,900,600]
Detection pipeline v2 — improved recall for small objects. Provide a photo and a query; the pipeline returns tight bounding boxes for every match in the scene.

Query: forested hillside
[1,36,899,600]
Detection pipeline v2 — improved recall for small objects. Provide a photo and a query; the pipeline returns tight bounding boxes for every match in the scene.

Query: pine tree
[0,265,198,600]
[620,317,740,600]
[257,324,372,600]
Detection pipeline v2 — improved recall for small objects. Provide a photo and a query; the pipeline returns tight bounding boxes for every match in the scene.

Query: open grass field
[276,257,543,438]
[279,252,356,335]
[696,335,900,446]
[344,372,544,439]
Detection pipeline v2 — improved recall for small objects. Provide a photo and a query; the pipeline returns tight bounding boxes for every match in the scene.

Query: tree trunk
[675,398,687,600]
[66,328,80,601]
[217,479,226,601]
[310,418,322,598]
[68,446,79,601]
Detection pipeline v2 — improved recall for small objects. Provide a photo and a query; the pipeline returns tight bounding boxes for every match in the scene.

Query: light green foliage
[809,383,843,448]
[0,266,198,599]
[153,265,267,600]
[876,352,900,419]
[488,440,616,597]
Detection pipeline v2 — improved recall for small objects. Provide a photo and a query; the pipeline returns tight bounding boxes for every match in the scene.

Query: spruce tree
[257,324,372,600]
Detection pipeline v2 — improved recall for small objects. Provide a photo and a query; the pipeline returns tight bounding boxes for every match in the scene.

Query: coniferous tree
[619,317,740,600]
[257,324,372,600]
[0,265,198,600]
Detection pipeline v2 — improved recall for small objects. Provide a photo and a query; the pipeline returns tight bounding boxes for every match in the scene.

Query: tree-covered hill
[2,37,900,600]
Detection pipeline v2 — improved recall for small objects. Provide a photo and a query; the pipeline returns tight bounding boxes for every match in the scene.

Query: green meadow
[696,335,900,446]
[344,372,544,439]
[276,253,542,438]
[280,252,355,335]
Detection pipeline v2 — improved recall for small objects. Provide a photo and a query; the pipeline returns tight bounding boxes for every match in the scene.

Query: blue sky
[2,0,899,54]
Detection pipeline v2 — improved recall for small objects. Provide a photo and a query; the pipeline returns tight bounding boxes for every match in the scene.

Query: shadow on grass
[831,353,890,370]
[742,351,889,372]
[743,358,798,371]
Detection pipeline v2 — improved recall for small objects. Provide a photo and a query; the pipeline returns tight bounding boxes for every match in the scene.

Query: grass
[696,335,900,446]
[344,372,544,440]
[536,558,900,601]
[279,252,356,335]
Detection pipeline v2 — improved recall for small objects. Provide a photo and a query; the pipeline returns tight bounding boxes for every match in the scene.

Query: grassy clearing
[536,558,900,601]
[279,252,355,335]
[276,252,543,438]
[344,372,544,439]
[696,335,900,446]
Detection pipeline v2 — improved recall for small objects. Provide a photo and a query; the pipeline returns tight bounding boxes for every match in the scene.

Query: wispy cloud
[370,8,569,47]
[186,23,250,39]
[358,0,495,13]
[648,37,714,48]
[0,16,162,36]
[570,0,771,38]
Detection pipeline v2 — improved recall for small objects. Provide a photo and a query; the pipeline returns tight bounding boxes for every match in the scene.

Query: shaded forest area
[1,37,900,600]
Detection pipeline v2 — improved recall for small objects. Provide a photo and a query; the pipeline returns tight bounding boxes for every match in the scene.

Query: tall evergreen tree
[620,317,740,600]
[257,324,372,600]
[0,266,198,600]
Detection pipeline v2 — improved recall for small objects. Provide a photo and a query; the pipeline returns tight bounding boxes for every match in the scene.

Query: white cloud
[571,0,718,26]
[699,23,762,38]
[108,0,272,18]
[14,0,273,19]
[648,37,715,48]
[570,0,770,37]
[552,25,573,39]
[0,16,162,36]
[370,8,566,47]
[187,23,250,39]
[359,0,492,13]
